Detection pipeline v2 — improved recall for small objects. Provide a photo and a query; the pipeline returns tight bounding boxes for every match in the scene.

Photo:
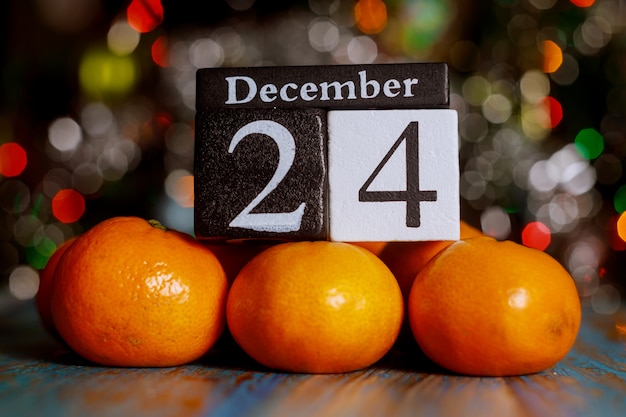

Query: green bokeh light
[400,0,451,53]
[26,237,57,270]
[614,185,626,214]
[574,128,604,159]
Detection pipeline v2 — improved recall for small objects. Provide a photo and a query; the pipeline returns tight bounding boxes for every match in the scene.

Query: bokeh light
[51,189,86,224]
[354,0,388,35]
[81,102,114,136]
[462,76,490,106]
[482,94,512,124]
[541,40,563,73]
[3,0,626,307]
[550,53,579,85]
[521,221,551,251]
[617,212,626,243]
[226,0,256,12]
[79,49,137,97]
[0,143,27,177]
[543,96,563,129]
[520,70,550,104]
[190,38,225,68]
[108,17,141,56]
[48,117,82,153]
[480,206,511,240]
[346,36,378,64]
[126,0,163,33]
[615,185,626,214]
[570,0,595,9]
[26,236,56,270]
[591,284,620,315]
[399,0,453,54]
[165,170,194,208]
[574,128,604,160]
[152,36,170,67]
[571,265,600,298]
[529,0,558,11]
[309,18,340,52]
[8,265,39,301]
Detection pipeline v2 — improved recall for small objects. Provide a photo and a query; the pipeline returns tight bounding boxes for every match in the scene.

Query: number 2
[228,120,305,232]
[358,121,437,227]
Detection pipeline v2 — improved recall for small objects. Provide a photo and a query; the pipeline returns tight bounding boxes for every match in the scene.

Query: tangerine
[50,217,228,367]
[408,236,581,376]
[379,220,483,302]
[350,241,387,256]
[36,237,77,339]
[226,241,403,373]
[203,242,274,284]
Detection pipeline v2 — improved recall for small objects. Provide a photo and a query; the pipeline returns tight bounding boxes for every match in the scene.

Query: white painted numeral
[228,120,305,232]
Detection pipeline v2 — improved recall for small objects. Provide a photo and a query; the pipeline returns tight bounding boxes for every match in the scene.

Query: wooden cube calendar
[195,108,327,241]
[194,63,459,242]
[327,109,458,242]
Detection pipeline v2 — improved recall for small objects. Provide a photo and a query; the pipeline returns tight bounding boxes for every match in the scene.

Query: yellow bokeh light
[521,102,551,141]
[79,49,137,98]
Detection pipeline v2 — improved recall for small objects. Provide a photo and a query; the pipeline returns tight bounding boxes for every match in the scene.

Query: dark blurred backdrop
[1,0,625,313]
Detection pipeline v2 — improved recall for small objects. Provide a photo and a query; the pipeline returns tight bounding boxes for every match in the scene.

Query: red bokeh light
[0,142,27,177]
[521,221,551,251]
[545,96,563,129]
[52,189,86,224]
[127,0,164,34]
[154,111,174,135]
[151,36,169,67]
[570,0,595,7]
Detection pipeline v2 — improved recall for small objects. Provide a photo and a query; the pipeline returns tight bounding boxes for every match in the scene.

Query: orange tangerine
[50,217,229,367]
[380,220,483,302]
[408,236,581,376]
[203,242,274,284]
[226,241,403,373]
[349,241,387,256]
[36,237,77,339]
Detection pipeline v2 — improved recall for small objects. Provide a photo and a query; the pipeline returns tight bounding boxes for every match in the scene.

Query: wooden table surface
[1,298,625,417]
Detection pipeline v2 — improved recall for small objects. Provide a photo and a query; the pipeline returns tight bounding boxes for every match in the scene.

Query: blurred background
[1,0,625,314]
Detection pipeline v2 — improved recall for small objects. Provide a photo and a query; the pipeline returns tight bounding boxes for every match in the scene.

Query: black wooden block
[195,108,327,241]
[196,63,448,111]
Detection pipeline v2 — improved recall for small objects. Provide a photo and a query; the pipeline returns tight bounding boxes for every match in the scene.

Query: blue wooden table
[1,298,625,417]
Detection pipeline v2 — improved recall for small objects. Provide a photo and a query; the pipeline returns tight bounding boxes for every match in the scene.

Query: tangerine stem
[148,219,168,231]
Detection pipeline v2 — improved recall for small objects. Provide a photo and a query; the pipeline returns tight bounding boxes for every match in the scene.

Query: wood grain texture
[1,302,625,417]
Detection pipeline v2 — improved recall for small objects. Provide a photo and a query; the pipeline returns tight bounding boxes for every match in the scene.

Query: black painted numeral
[358,121,437,227]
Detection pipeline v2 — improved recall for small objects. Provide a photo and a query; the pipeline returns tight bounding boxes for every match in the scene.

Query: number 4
[358,121,437,228]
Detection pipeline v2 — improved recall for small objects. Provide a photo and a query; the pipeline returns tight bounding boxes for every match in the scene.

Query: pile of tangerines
[37,216,581,376]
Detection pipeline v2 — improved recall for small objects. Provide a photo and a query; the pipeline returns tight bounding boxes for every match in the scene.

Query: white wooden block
[328,109,459,242]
